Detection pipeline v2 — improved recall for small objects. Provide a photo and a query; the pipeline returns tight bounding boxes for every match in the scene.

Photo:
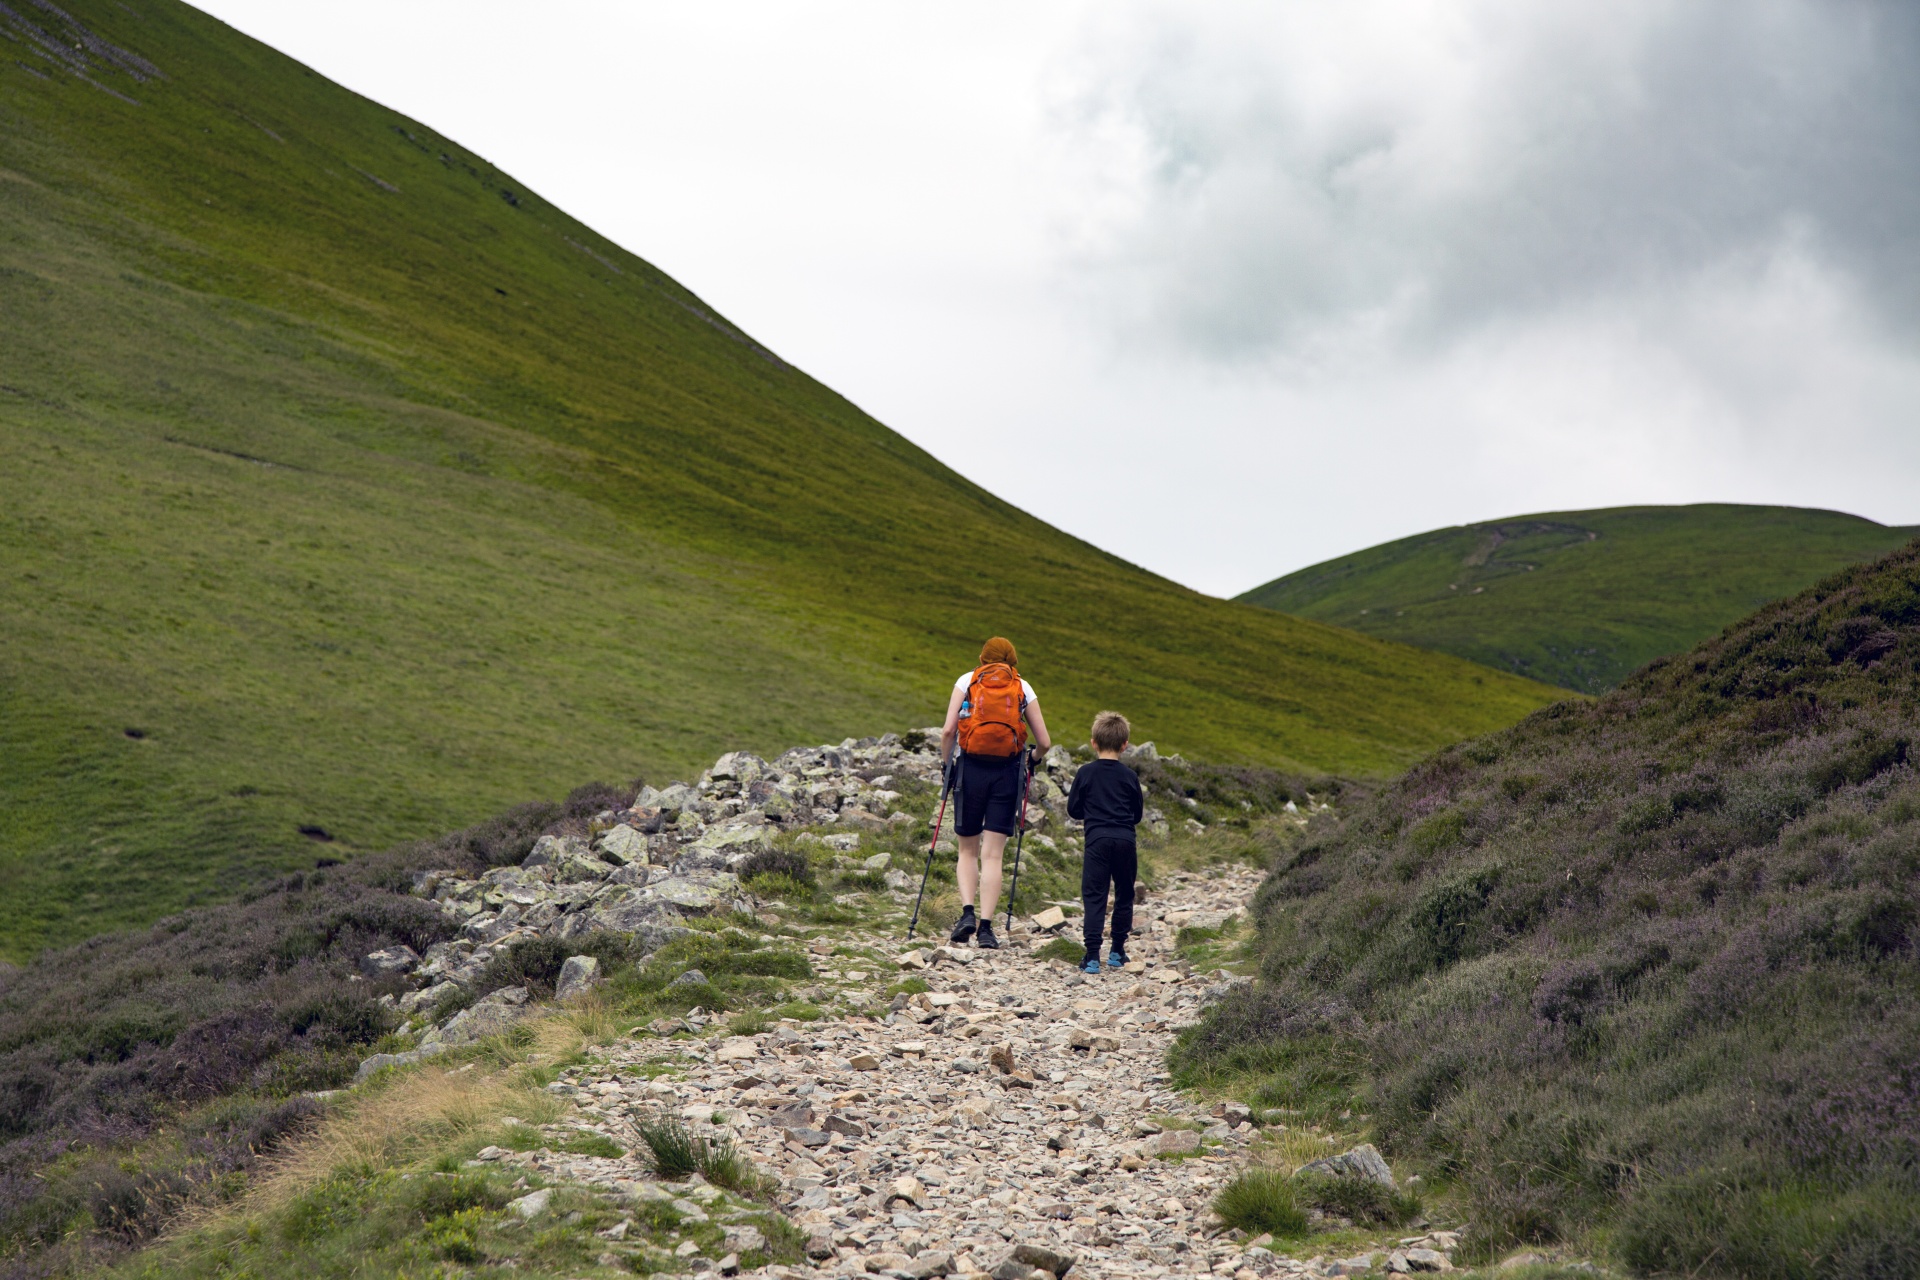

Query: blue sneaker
[1107,949,1128,970]
[1080,958,1103,976]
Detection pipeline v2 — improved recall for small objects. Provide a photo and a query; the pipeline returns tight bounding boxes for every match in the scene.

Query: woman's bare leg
[956,833,982,907]
[976,831,1009,920]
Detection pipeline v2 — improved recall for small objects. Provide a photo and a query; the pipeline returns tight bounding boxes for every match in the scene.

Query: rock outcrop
[364,732,1092,1056]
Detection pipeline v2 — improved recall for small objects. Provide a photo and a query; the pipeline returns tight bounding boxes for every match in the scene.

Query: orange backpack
[958,663,1027,757]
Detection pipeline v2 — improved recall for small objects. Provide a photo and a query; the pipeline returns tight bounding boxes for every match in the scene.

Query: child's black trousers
[1081,835,1138,960]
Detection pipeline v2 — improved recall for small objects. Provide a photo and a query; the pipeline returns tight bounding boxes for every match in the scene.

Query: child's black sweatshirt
[1066,758,1145,845]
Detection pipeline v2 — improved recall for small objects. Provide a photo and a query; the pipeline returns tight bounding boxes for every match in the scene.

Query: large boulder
[709,751,768,784]
[569,893,691,952]
[691,823,772,855]
[523,834,591,869]
[1297,1142,1396,1190]
[554,955,602,1000]
[647,872,744,915]
[598,823,649,865]
[644,783,699,816]
[353,1040,450,1083]
[422,987,530,1048]
[359,945,420,978]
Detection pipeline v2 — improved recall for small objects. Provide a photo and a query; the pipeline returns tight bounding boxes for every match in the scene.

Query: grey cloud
[1059,0,1920,359]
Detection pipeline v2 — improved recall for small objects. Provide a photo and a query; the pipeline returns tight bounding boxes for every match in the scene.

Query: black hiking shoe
[975,919,1000,949]
[949,906,978,945]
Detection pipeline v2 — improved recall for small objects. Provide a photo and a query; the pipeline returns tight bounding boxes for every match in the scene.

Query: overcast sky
[197,0,1920,596]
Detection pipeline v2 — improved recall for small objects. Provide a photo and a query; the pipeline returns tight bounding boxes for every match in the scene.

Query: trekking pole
[1003,747,1036,934]
[906,754,958,942]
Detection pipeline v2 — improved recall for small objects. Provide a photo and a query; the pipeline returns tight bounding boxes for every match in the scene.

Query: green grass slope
[1239,504,1919,693]
[1185,543,1920,1276]
[0,0,1566,960]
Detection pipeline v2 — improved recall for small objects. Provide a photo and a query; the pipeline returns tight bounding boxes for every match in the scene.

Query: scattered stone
[669,968,710,989]
[1030,906,1067,931]
[1010,1243,1075,1276]
[904,1250,954,1278]
[1153,1129,1201,1155]
[714,1037,759,1063]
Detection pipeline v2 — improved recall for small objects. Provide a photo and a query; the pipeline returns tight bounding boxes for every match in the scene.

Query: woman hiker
[940,637,1052,948]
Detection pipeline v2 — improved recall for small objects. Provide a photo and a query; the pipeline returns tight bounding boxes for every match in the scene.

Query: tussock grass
[635,1118,704,1180]
[1213,1169,1309,1238]
[634,1119,770,1198]
[240,1059,551,1216]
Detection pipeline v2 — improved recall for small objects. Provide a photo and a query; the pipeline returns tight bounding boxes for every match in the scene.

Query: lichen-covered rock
[359,945,419,977]
[522,834,590,867]
[554,954,601,1000]
[708,751,768,783]
[422,987,529,1047]
[1297,1141,1397,1189]
[691,823,772,853]
[598,823,649,865]
[645,872,743,915]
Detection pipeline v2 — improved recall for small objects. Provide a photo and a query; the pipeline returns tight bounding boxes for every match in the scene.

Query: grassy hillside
[1239,504,1919,692]
[0,0,1565,960]
[1186,543,1920,1276]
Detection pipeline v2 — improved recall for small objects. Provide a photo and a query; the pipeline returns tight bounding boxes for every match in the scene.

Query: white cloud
[1050,0,1920,359]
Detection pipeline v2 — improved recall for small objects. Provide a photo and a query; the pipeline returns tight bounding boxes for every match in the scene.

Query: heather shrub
[1184,543,1920,1265]
[736,846,814,887]
[1294,1172,1421,1227]
[0,784,632,1274]
[1617,1172,1920,1280]
[474,931,641,998]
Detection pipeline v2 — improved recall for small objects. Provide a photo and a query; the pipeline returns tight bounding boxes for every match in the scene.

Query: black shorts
[954,752,1023,837]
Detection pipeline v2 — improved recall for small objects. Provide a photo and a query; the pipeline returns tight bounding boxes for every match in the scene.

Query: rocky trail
[343,734,1466,1280]
[457,867,1458,1280]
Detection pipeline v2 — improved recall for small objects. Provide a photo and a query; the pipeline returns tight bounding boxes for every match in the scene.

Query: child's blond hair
[1091,711,1130,753]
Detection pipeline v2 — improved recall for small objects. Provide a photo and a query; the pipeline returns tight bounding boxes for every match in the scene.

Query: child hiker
[941,637,1052,949]
[1067,711,1145,975]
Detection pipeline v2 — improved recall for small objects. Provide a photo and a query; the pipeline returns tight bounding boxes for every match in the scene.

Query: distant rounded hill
[1238,504,1920,693]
